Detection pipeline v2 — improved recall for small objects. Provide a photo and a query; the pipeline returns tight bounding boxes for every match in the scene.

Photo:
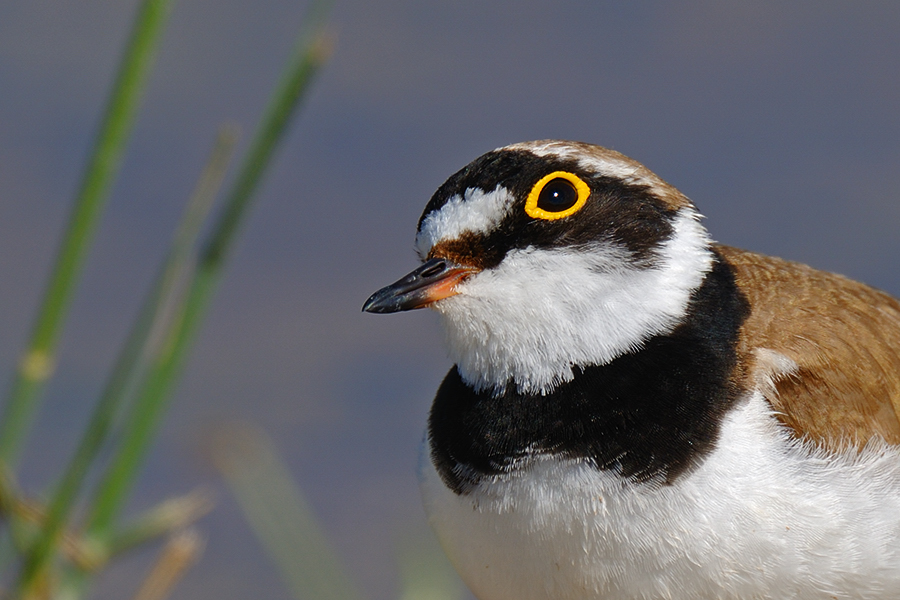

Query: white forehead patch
[415,185,512,258]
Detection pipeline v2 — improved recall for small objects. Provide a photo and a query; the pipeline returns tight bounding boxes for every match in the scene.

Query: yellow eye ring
[524,171,591,220]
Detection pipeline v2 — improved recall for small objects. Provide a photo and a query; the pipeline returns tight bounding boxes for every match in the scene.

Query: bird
[362,140,900,599]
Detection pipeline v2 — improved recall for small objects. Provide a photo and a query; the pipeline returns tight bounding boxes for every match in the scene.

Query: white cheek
[434,209,713,394]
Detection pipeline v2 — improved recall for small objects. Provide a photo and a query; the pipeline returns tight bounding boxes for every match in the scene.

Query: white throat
[433,209,714,394]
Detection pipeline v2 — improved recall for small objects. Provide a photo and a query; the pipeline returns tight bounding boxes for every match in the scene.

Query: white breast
[419,391,900,599]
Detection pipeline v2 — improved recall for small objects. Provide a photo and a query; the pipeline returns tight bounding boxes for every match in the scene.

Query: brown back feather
[717,245,900,447]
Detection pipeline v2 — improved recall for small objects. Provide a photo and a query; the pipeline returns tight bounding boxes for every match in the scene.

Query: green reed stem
[14,128,237,596]
[0,0,176,469]
[106,489,213,557]
[84,8,333,544]
[213,425,360,600]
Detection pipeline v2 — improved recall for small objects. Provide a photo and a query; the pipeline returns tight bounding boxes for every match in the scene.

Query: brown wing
[716,244,900,447]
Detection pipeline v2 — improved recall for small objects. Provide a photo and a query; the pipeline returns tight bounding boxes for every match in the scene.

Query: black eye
[537,178,578,212]
[524,171,590,220]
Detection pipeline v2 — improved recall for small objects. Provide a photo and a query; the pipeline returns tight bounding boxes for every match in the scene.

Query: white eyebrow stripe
[415,186,512,258]
[504,141,680,204]
[508,141,640,180]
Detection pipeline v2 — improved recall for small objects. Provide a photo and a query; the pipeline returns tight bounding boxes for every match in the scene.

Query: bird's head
[364,140,714,395]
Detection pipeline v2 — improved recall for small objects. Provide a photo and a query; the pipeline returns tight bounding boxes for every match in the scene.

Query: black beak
[362,258,480,314]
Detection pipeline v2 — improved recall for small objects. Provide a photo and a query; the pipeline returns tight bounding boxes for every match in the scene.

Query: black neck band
[428,251,750,494]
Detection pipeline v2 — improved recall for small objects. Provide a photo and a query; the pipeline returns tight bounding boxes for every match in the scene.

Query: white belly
[419,393,900,599]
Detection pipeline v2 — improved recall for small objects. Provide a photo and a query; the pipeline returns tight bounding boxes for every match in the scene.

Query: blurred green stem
[14,128,237,596]
[107,489,213,557]
[0,0,176,469]
[213,424,359,600]
[84,5,333,543]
